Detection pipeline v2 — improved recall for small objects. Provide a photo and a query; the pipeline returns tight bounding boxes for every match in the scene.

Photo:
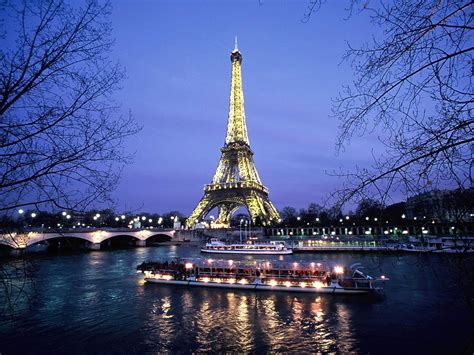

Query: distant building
[406,188,474,222]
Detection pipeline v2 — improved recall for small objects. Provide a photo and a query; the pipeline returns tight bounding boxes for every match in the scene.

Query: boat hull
[200,248,293,255]
[144,278,376,294]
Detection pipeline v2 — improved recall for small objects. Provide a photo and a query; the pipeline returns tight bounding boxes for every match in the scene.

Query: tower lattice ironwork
[186,40,280,228]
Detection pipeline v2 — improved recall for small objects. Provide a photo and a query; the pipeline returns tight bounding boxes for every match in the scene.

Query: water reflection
[141,285,358,352]
[1,247,473,354]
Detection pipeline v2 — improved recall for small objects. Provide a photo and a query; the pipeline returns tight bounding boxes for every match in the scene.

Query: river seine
[1,245,473,354]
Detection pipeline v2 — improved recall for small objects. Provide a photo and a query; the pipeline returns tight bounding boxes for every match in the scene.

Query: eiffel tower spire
[186,41,280,228]
[226,37,249,145]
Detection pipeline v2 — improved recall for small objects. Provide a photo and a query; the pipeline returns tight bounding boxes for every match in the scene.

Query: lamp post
[249,217,252,239]
[239,219,243,243]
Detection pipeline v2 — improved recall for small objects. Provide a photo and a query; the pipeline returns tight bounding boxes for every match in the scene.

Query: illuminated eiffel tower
[186,39,280,228]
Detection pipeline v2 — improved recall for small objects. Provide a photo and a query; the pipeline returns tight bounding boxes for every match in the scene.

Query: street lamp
[31,212,37,218]
[18,209,24,214]
[239,219,244,243]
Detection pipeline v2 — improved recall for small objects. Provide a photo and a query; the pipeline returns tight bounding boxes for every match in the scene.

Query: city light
[18,209,24,214]
[31,213,36,218]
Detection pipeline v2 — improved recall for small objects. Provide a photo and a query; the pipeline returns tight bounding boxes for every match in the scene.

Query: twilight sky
[110,0,384,214]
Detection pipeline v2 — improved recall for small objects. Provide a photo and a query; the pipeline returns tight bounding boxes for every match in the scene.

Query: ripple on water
[1,248,473,354]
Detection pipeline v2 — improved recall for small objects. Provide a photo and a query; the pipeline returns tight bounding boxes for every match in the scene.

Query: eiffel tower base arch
[186,187,279,228]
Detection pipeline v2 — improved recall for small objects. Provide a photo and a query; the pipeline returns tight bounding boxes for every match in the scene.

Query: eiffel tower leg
[216,203,240,226]
[186,196,213,228]
[263,200,280,222]
[244,191,280,226]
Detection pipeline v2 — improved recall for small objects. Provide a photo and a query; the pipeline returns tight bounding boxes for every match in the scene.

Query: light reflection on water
[138,284,358,353]
[0,245,473,353]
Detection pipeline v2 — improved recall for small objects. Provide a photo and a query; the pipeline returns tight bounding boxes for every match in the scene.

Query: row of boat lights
[144,261,369,289]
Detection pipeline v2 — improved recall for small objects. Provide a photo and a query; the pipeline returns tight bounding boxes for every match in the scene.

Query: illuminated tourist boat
[200,238,293,255]
[137,259,387,294]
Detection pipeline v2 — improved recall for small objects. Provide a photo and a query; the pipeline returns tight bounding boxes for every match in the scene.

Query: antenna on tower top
[234,36,238,51]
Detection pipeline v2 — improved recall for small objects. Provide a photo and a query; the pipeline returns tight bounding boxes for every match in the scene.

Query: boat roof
[179,258,342,271]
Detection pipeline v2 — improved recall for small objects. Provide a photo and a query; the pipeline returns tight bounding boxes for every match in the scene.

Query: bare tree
[0,0,139,314]
[306,0,473,206]
[0,0,139,215]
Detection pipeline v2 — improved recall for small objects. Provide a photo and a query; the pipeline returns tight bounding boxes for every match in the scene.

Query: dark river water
[1,245,474,354]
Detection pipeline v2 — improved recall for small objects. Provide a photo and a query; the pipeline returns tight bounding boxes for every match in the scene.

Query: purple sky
[110,1,384,214]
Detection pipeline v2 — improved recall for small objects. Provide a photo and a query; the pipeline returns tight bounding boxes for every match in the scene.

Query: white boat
[200,238,293,255]
[137,259,388,295]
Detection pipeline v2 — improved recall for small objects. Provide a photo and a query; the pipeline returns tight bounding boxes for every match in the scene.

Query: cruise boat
[137,259,387,295]
[200,238,293,255]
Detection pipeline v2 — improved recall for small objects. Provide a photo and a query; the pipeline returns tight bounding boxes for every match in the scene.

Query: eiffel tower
[186,39,280,228]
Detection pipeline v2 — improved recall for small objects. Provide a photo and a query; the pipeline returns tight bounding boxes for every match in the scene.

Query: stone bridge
[0,228,177,251]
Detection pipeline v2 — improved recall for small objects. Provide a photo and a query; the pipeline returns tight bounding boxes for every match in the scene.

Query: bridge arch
[32,236,92,252]
[145,233,173,245]
[100,234,140,249]
[27,233,93,248]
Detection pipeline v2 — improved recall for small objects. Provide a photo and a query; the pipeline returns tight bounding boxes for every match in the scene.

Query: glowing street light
[18,209,24,214]
[115,217,119,222]
[66,215,71,219]
[121,215,126,220]
[31,212,37,218]
[62,211,67,216]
